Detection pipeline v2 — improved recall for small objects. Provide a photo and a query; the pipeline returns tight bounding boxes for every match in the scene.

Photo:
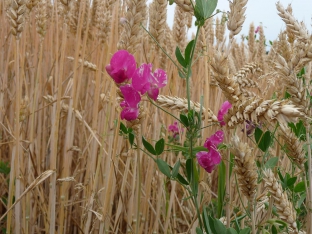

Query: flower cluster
[196,131,224,173]
[168,121,183,140]
[106,50,167,121]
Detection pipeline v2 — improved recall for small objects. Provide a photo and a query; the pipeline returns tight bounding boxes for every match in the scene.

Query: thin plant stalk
[306,124,312,233]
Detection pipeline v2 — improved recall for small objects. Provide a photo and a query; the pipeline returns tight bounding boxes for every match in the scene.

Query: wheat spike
[156,95,218,123]
[35,0,47,39]
[172,5,187,48]
[95,0,114,43]
[118,0,147,54]
[227,0,248,39]
[263,169,298,233]
[173,0,194,14]
[67,57,97,71]
[224,97,305,128]
[247,23,255,61]
[233,63,261,89]
[231,135,258,209]
[279,124,306,168]
[7,0,27,39]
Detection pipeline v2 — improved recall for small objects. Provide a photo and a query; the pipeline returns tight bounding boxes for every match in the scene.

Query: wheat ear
[156,95,218,122]
[231,135,258,207]
[279,124,306,168]
[263,169,298,233]
[227,0,248,39]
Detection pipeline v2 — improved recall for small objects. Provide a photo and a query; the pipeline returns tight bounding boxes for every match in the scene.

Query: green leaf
[213,218,227,233]
[129,132,135,146]
[186,158,192,182]
[180,113,189,127]
[255,128,272,152]
[176,173,189,185]
[155,138,165,155]
[156,158,171,178]
[120,122,128,134]
[208,216,217,234]
[288,120,306,141]
[264,157,278,169]
[217,161,226,218]
[196,227,204,234]
[185,40,195,65]
[203,208,211,234]
[239,227,251,234]
[297,192,306,207]
[175,46,187,68]
[171,160,181,178]
[294,181,306,193]
[271,225,278,234]
[227,228,238,234]
[195,0,218,19]
[287,176,297,188]
[0,161,10,175]
[178,70,186,79]
[142,137,156,155]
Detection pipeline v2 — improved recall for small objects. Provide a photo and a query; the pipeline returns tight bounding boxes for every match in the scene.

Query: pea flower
[105,50,136,84]
[120,85,141,121]
[196,130,224,173]
[168,121,183,139]
[255,26,260,34]
[217,101,232,126]
[132,63,167,100]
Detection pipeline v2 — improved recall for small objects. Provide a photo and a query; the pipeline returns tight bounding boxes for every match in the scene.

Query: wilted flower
[217,101,232,126]
[132,63,167,100]
[105,50,136,84]
[120,85,141,121]
[196,130,224,173]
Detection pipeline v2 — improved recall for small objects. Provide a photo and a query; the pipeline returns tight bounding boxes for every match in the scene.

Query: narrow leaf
[120,122,128,134]
[129,132,135,146]
[217,161,226,218]
[155,138,165,155]
[142,137,156,155]
[185,40,195,64]
[171,160,181,178]
[175,46,187,68]
[180,113,189,127]
[264,157,278,169]
[156,159,171,178]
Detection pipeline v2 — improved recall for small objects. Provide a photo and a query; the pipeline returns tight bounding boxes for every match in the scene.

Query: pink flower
[196,148,222,173]
[132,63,167,100]
[120,85,141,121]
[168,121,183,138]
[204,130,224,147]
[196,130,224,173]
[255,26,260,34]
[106,50,136,84]
[217,101,232,126]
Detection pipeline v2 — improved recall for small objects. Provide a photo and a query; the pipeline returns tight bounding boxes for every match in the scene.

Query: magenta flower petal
[152,68,167,88]
[120,84,141,108]
[119,85,141,121]
[147,87,159,101]
[120,107,140,121]
[217,101,232,126]
[106,50,136,84]
[204,130,224,148]
[196,148,222,173]
[132,64,167,100]
[132,64,152,94]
